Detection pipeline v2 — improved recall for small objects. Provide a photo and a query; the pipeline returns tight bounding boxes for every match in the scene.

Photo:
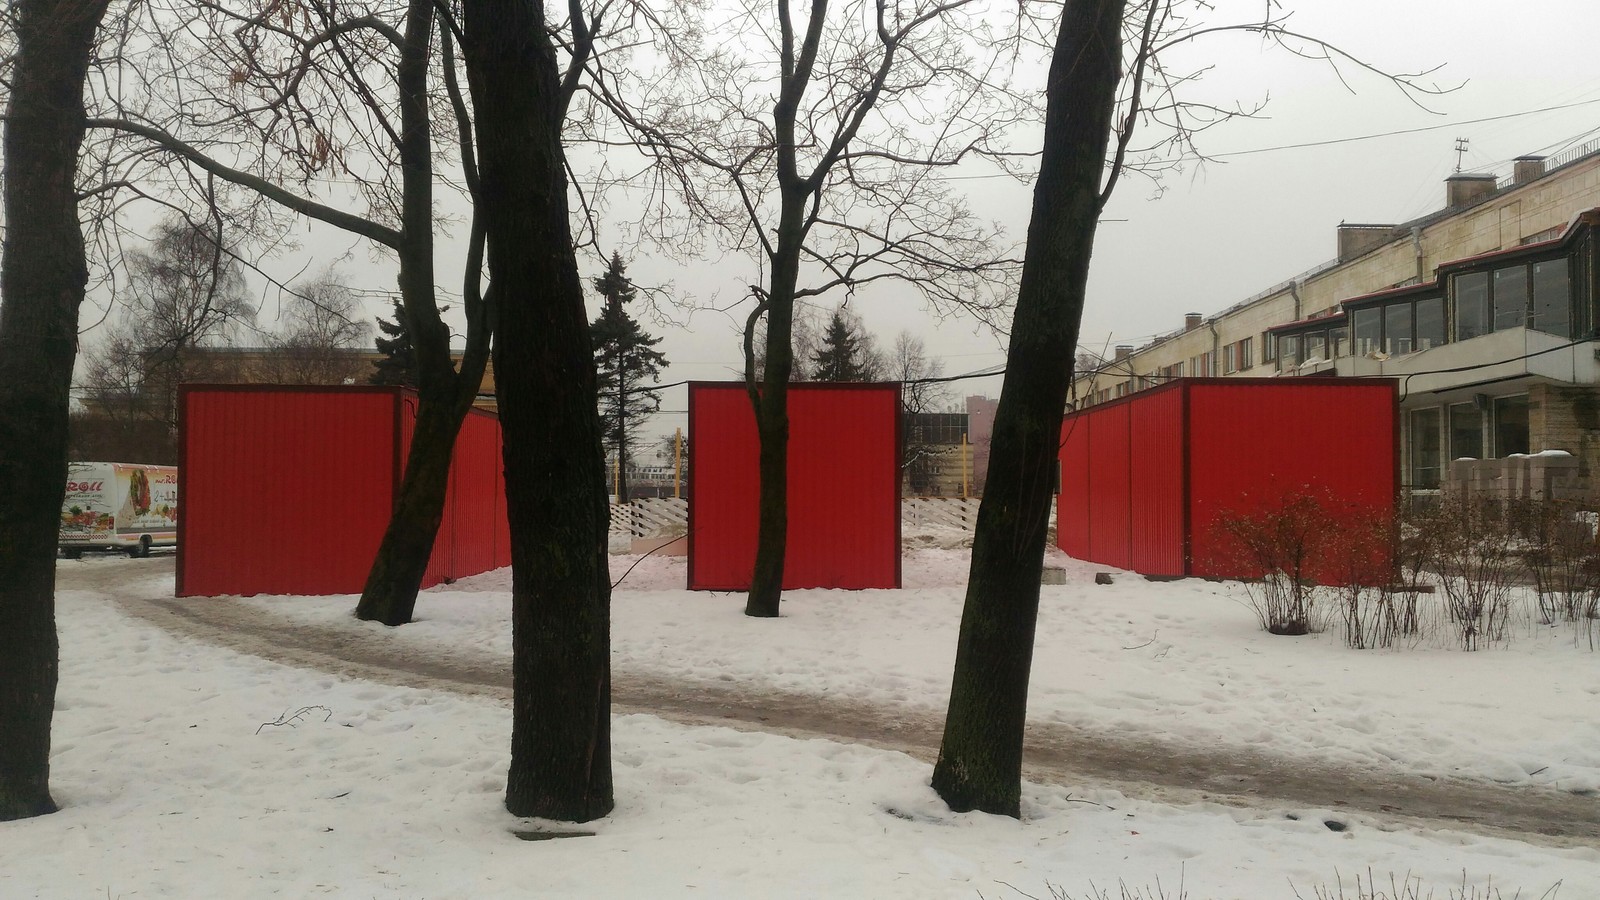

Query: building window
[1328,327,1347,358]
[1238,337,1253,370]
[1409,407,1442,488]
[1454,272,1490,341]
[1531,258,1571,336]
[1304,333,1326,362]
[1415,297,1445,350]
[1449,402,1483,460]
[1115,382,1129,398]
[1493,395,1530,457]
[1190,351,1213,377]
[1352,307,1382,355]
[1262,332,1277,362]
[1384,302,1413,354]
[1492,265,1530,331]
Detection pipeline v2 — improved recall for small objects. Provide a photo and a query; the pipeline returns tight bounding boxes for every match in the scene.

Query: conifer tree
[590,254,668,502]
[810,307,880,382]
[369,298,420,387]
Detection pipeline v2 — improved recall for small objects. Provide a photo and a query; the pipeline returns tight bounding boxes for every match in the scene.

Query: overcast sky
[73,0,1600,446]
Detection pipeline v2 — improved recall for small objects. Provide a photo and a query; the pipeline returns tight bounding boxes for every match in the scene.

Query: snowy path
[82,558,1600,848]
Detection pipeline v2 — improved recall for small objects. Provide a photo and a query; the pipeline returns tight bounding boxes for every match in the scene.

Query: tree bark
[0,0,112,822]
[743,201,806,617]
[931,0,1127,818]
[354,0,490,626]
[461,0,614,821]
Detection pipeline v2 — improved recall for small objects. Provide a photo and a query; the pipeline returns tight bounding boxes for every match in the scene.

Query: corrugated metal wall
[1087,401,1133,570]
[1129,385,1186,576]
[1057,412,1093,561]
[179,386,510,597]
[178,386,399,597]
[1056,378,1397,580]
[687,382,901,591]
[1186,379,1396,579]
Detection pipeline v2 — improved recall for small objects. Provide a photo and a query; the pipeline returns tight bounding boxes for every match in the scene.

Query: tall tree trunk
[462,0,614,821]
[0,0,112,822]
[354,0,490,626]
[931,0,1127,818]
[743,202,806,617]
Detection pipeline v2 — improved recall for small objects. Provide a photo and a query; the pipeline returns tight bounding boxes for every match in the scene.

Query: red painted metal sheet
[688,382,901,591]
[1186,379,1397,580]
[1128,385,1185,576]
[1056,411,1092,560]
[179,386,511,598]
[178,386,398,597]
[451,410,503,579]
[1086,401,1133,570]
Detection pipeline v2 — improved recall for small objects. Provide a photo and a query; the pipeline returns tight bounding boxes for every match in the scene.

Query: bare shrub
[1218,490,1393,638]
[1520,499,1600,626]
[1429,494,1520,651]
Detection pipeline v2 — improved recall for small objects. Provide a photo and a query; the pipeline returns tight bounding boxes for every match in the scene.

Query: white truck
[59,462,179,558]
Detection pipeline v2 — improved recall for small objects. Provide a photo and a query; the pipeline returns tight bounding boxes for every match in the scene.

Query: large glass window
[1493,395,1530,457]
[1449,402,1483,460]
[1409,407,1443,488]
[1352,307,1382,355]
[1455,272,1489,340]
[1384,303,1413,354]
[1415,297,1445,350]
[1531,258,1571,336]
[1304,333,1326,362]
[1493,265,1529,331]
[1330,326,1349,357]
[1276,336,1298,371]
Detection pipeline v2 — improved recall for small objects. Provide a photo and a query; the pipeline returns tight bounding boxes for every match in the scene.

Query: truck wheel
[62,548,82,560]
[131,535,153,558]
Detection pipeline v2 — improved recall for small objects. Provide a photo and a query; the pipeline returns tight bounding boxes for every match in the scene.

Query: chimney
[1337,223,1395,262]
[1445,173,1498,208]
[1114,345,1134,361]
[1513,155,1546,186]
[1184,313,1203,332]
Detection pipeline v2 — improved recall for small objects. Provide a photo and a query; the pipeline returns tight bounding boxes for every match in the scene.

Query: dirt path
[69,557,1600,847]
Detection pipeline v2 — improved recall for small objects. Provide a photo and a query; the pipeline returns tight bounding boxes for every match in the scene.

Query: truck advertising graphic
[59,462,178,557]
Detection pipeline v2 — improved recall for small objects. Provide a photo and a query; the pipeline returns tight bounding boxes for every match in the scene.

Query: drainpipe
[1207,319,1221,375]
[1289,280,1303,322]
[1411,226,1425,283]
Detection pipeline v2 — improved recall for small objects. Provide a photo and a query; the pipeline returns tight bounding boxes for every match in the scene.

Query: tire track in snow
[79,558,1600,848]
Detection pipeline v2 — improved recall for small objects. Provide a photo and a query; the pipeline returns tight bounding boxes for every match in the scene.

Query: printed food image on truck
[60,462,179,558]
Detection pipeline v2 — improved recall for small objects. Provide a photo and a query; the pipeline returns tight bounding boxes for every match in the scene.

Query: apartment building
[1075,141,1600,496]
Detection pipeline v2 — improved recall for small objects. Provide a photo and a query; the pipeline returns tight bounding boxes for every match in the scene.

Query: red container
[688,382,902,591]
[1057,378,1398,579]
[178,385,509,597]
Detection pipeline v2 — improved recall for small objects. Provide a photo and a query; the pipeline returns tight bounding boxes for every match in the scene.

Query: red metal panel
[688,382,901,591]
[178,386,398,597]
[1186,379,1398,579]
[1056,411,1092,559]
[1087,401,1133,570]
[1128,385,1185,576]
[446,410,502,579]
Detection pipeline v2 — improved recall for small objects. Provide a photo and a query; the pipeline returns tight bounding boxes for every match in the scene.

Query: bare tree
[594,0,1024,617]
[0,0,114,822]
[933,0,1449,817]
[890,330,951,494]
[84,0,492,626]
[263,271,374,384]
[78,219,256,442]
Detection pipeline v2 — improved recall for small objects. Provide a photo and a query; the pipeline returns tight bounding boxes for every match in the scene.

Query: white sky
[70,0,1600,444]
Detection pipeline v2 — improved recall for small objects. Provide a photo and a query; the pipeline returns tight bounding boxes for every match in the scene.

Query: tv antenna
[1453,137,1470,173]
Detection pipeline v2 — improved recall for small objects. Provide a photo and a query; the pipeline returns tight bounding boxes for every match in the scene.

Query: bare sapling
[1431,494,1519,650]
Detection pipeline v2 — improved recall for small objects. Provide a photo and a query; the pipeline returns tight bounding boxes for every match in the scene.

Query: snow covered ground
[4,547,1599,898]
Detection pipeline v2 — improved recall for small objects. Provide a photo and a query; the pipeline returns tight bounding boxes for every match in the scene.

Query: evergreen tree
[810,306,879,381]
[370,298,419,387]
[590,254,668,502]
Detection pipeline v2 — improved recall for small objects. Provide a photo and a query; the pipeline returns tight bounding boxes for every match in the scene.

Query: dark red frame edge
[1180,380,1193,577]
[685,382,700,591]
[893,380,904,589]
[176,384,190,596]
